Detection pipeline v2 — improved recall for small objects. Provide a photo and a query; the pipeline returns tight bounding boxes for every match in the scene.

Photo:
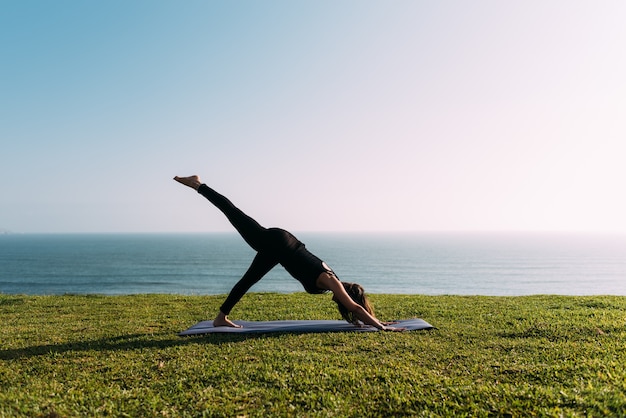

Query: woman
[174,175,404,331]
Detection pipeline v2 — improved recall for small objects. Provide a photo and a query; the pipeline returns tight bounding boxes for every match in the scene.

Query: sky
[1,1,625,234]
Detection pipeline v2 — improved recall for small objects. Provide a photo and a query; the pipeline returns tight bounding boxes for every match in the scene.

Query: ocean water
[1,232,625,296]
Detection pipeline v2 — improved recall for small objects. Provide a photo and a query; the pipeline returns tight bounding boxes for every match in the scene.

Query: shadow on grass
[3,327,412,360]
[0,331,294,360]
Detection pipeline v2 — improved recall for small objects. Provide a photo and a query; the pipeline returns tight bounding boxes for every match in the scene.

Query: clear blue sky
[2,1,625,233]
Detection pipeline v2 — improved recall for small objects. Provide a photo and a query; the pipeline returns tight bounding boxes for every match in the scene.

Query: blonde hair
[335,282,374,325]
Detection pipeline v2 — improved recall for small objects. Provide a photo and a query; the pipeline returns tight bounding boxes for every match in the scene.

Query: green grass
[1,293,625,417]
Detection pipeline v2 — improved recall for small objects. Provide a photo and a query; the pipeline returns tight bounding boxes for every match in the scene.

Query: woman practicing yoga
[174,175,404,331]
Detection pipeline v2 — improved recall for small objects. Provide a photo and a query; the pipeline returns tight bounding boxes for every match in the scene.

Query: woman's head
[335,282,374,325]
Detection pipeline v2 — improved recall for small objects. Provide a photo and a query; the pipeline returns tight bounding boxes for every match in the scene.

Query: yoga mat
[179,318,434,336]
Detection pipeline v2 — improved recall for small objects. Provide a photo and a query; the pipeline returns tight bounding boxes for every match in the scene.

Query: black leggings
[198,184,299,315]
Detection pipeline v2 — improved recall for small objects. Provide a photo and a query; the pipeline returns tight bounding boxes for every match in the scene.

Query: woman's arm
[318,274,405,331]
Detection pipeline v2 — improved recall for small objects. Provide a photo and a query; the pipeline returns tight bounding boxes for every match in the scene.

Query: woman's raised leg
[174,175,268,251]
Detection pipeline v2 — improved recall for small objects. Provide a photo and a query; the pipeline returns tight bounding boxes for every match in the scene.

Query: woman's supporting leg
[218,252,278,316]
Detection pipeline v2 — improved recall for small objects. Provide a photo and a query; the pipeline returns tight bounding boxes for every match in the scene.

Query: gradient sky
[2,1,625,233]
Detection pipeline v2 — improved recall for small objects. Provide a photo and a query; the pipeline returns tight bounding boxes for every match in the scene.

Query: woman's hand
[381,325,406,332]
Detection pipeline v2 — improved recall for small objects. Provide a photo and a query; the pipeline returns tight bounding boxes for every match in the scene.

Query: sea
[1,232,625,296]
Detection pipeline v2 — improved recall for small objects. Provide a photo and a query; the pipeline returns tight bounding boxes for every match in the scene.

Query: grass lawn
[1,293,625,417]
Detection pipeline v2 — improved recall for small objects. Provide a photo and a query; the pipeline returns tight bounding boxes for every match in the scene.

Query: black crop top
[268,228,332,294]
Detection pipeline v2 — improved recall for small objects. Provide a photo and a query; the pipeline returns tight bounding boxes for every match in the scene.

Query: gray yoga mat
[179,318,434,336]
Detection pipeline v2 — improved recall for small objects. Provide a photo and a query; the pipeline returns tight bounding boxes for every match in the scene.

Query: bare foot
[174,175,201,190]
[213,311,242,328]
